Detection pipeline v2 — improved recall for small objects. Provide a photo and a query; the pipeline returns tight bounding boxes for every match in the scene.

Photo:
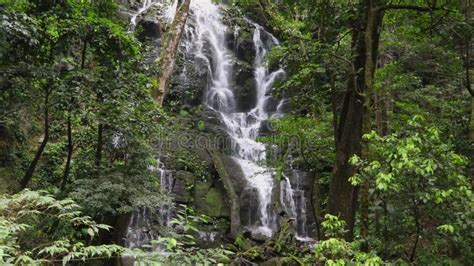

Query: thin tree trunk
[360,3,385,249]
[409,195,421,262]
[96,123,103,170]
[22,91,50,188]
[62,38,87,189]
[153,0,191,105]
[464,0,474,185]
[329,68,339,151]
[61,115,73,190]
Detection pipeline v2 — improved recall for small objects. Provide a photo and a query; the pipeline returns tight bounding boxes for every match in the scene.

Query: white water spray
[187,0,285,237]
[128,0,178,32]
[125,160,174,248]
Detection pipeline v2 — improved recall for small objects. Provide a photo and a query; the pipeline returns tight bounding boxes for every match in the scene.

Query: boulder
[172,171,196,203]
[194,184,230,218]
[137,19,161,40]
[239,187,260,227]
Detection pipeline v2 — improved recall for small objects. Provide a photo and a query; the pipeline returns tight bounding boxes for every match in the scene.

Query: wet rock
[236,38,256,64]
[194,111,233,153]
[219,155,247,195]
[137,19,161,40]
[172,171,196,203]
[195,184,230,218]
[239,187,260,227]
[225,31,236,50]
[258,120,275,136]
[263,97,279,113]
[235,84,256,112]
[167,53,208,108]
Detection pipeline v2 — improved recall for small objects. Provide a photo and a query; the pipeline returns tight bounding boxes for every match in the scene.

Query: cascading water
[186,0,286,237]
[124,160,174,248]
[124,1,178,248]
[125,0,312,244]
[127,0,178,32]
[128,0,157,31]
[280,171,311,240]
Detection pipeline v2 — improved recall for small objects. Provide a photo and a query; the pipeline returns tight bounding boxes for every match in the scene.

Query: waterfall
[125,0,312,243]
[124,160,174,248]
[280,171,312,240]
[186,0,285,237]
[129,0,157,31]
[128,0,178,32]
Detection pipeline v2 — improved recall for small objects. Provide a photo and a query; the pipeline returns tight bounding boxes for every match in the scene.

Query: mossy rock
[194,181,212,199]
[205,188,224,217]
[199,187,224,217]
[172,171,196,203]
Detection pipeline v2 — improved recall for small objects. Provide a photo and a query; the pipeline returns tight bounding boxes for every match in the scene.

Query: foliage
[261,115,335,174]
[126,205,234,265]
[350,117,473,263]
[1,0,473,265]
[0,0,168,218]
[309,215,384,265]
[0,190,126,264]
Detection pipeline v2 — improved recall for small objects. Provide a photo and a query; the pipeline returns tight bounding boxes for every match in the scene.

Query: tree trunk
[61,115,73,190]
[61,38,87,189]
[327,0,384,240]
[464,0,474,185]
[469,97,474,186]
[153,0,191,105]
[209,150,241,238]
[409,194,421,262]
[21,91,50,188]
[96,123,103,170]
[329,68,339,151]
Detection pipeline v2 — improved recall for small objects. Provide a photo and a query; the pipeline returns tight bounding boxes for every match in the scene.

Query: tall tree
[327,0,384,240]
[153,0,191,105]
[327,0,448,239]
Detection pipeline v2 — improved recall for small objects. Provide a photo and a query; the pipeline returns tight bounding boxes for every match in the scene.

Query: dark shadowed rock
[137,19,161,40]
[172,171,195,203]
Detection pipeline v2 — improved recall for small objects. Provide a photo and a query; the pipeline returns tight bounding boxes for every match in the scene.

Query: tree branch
[382,4,445,12]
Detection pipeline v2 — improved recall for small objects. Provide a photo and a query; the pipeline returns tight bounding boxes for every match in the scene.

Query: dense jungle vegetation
[0,0,473,265]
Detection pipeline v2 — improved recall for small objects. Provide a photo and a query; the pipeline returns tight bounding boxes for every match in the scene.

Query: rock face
[160,3,317,240]
[119,0,316,245]
[283,170,316,238]
[137,19,161,40]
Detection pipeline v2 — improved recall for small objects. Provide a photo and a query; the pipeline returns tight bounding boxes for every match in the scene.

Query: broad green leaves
[351,117,473,262]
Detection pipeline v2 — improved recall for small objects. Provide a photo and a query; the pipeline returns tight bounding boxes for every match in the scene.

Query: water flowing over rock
[124,0,314,245]
[183,0,288,238]
[125,161,174,248]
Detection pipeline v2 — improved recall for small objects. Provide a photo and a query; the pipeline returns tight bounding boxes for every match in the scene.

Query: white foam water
[185,0,285,237]
[125,0,311,242]
[124,160,174,248]
[128,0,178,32]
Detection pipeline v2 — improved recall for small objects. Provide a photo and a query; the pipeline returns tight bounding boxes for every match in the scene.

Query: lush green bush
[0,190,126,264]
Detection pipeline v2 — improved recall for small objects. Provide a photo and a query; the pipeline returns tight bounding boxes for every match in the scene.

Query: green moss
[202,188,224,217]
[194,181,211,198]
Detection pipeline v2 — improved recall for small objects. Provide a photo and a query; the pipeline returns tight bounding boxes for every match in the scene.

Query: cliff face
[120,0,315,246]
